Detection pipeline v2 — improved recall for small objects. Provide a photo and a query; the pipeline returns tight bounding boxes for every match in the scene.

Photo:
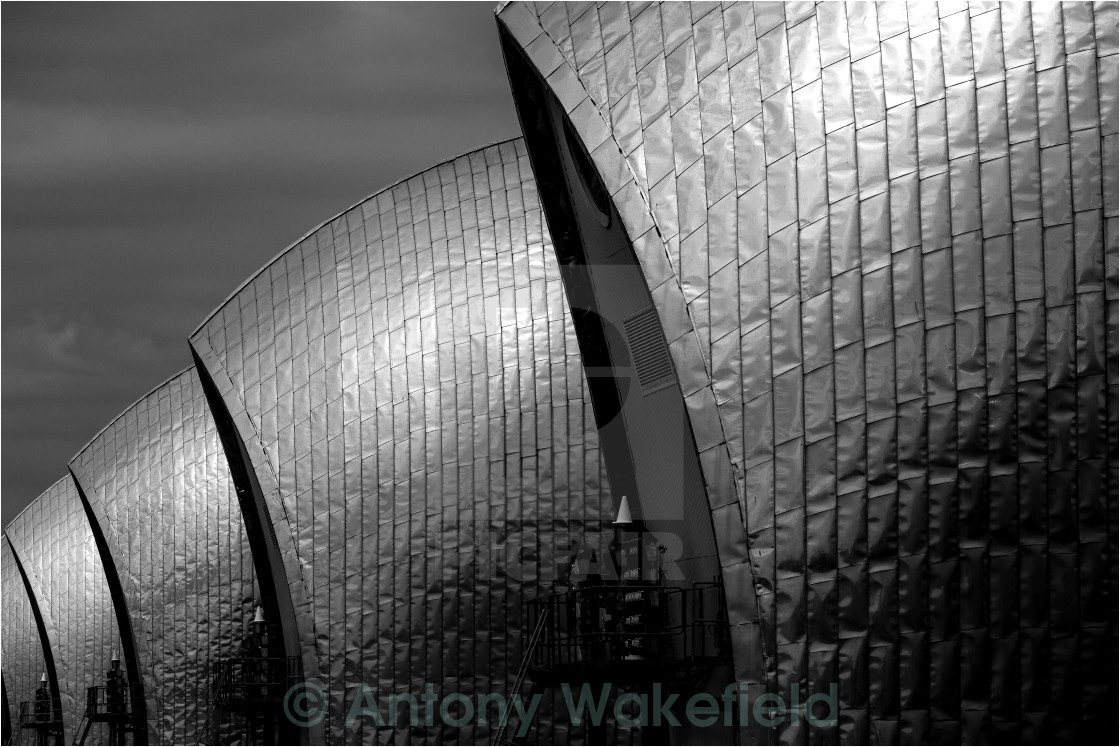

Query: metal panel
[1,541,52,747]
[68,369,257,744]
[5,477,122,745]
[190,139,612,743]
[498,1,1118,742]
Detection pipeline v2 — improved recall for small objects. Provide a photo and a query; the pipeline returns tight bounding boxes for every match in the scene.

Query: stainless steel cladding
[189,139,613,743]
[68,369,259,744]
[497,2,1118,742]
[1,540,53,747]
[4,478,123,745]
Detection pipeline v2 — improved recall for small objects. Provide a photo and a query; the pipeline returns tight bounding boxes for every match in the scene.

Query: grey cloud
[2,2,520,523]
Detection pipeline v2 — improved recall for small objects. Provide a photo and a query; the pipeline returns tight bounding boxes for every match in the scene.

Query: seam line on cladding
[190,137,527,337]
[521,4,757,532]
[507,0,770,685]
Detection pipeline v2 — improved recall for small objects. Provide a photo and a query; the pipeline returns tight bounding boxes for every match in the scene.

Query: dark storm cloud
[2,2,521,524]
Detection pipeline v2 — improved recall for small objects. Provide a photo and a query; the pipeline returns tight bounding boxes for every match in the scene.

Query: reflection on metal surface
[190,139,615,742]
[498,1,1118,742]
[190,347,310,745]
[67,477,149,746]
[2,542,58,747]
[1,4,1115,744]
[4,478,123,745]
[68,369,258,744]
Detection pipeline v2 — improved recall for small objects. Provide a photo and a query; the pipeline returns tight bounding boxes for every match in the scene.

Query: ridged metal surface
[498,1,1118,742]
[190,138,613,743]
[1,541,51,747]
[4,477,122,745]
[68,368,258,744]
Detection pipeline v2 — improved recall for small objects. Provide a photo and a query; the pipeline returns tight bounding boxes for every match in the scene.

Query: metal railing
[17,699,61,729]
[84,684,141,721]
[211,657,299,710]
[524,580,728,681]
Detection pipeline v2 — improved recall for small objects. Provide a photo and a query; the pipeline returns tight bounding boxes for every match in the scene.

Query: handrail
[84,683,140,719]
[210,656,299,709]
[523,580,729,677]
[493,610,549,745]
[17,699,62,729]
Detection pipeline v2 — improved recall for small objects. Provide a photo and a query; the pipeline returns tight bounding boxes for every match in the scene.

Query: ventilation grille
[623,306,676,396]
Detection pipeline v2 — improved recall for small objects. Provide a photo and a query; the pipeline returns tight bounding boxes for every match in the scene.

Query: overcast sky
[2,2,520,525]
